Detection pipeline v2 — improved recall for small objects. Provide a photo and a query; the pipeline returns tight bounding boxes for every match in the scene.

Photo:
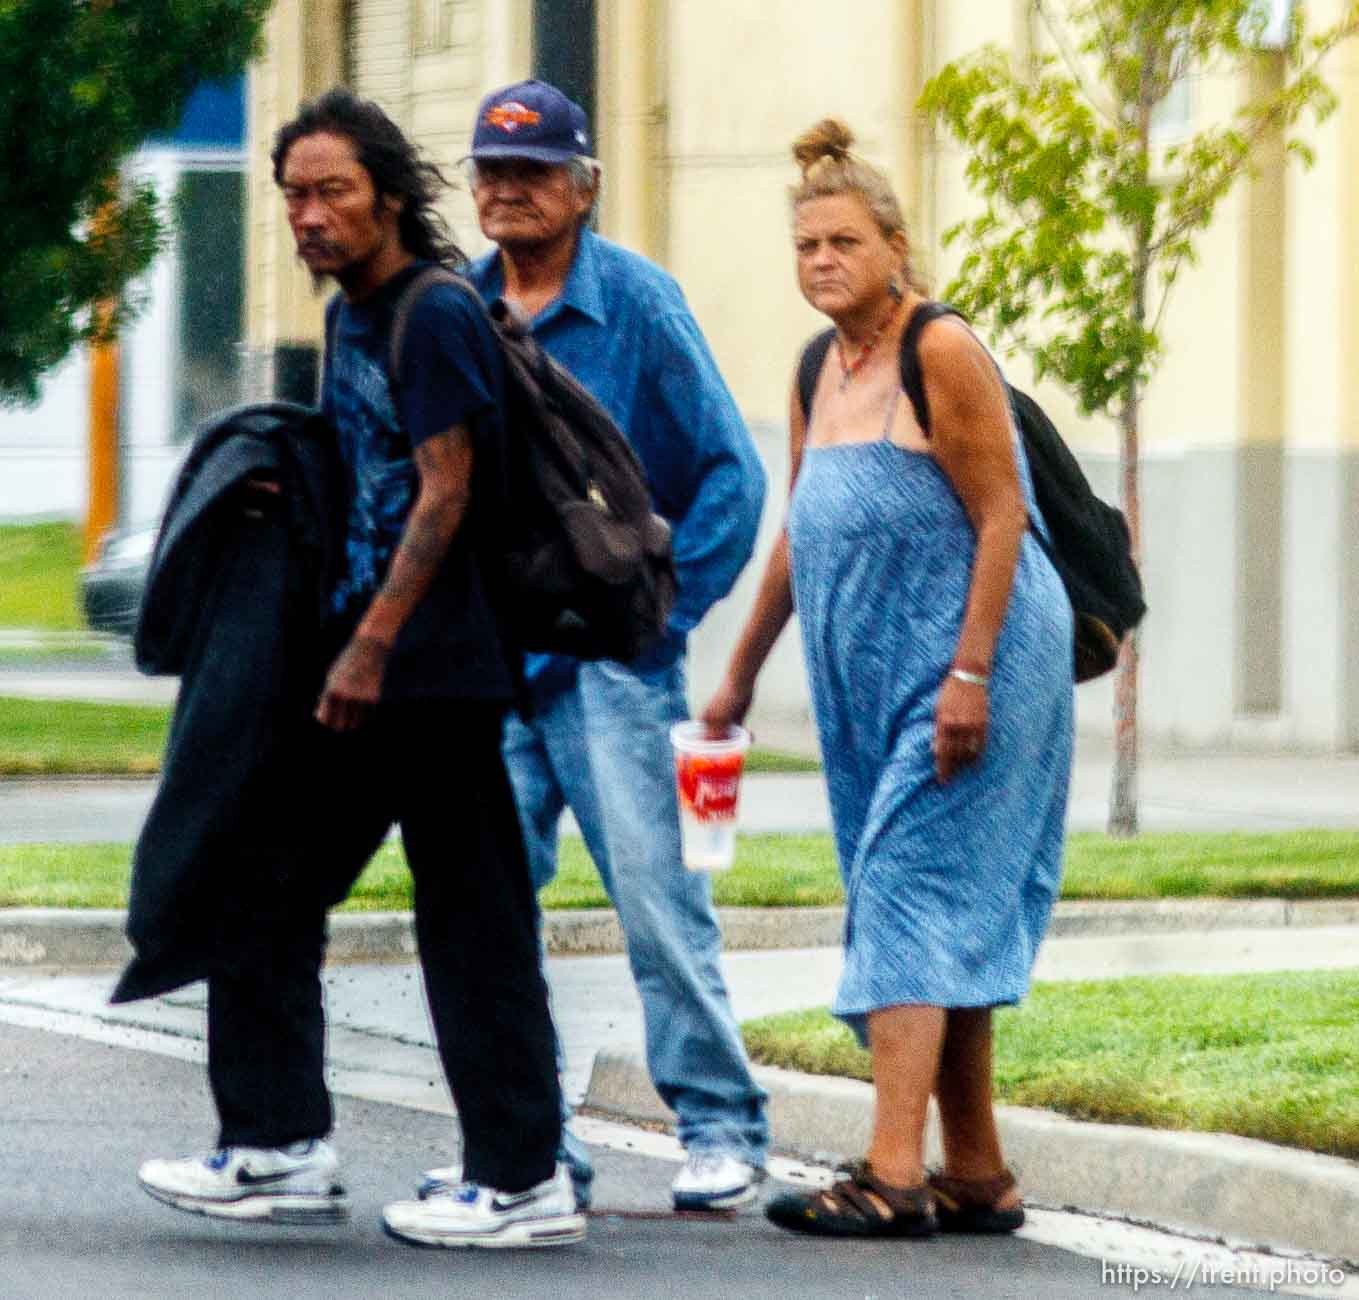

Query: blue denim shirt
[468,229,766,689]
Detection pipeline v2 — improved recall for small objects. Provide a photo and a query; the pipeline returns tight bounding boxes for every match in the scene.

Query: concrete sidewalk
[5,745,1359,845]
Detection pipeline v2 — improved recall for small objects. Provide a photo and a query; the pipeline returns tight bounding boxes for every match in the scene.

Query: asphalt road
[2,1020,1280,1300]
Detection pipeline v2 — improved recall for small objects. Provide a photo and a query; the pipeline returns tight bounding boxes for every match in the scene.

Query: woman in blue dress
[703,118,1074,1239]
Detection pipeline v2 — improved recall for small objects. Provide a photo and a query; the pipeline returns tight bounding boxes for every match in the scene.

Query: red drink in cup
[670,721,751,871]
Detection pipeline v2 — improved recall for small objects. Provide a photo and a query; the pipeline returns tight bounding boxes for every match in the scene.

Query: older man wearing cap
[422,78,770,1213]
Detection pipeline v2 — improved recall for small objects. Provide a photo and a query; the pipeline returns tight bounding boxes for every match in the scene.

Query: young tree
[921,0,1359,836]
[0,0,268,405]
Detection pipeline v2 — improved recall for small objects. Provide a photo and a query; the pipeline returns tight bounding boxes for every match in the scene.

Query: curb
[0,909,131,968]
[583,1050,1359,1264]
[0,906,847,968]
[1045,898,1359,936]
[3,900,1359,969]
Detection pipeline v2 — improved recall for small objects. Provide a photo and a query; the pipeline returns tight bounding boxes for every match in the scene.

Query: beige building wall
[242,0,345,398]
[244,0,1359,752]
[596,0,668,260]
[245,0,531,374]
[1283,0,1359,749]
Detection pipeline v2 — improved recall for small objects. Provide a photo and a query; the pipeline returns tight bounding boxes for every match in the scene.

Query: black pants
[205,700,561,1193]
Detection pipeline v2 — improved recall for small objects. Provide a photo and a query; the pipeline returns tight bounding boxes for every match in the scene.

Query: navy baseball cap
[468,79,592,163]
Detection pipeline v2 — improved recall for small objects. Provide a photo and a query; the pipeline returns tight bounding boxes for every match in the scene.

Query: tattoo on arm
[357,427,473,645]
[383,430,471,593]
[381,505,458,600]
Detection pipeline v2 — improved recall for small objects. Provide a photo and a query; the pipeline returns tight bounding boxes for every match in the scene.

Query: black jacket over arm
[112,403,344,1004]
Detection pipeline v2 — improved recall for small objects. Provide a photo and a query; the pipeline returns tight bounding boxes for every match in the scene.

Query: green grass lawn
[353,829,1359,907]
[740,969,1359,1159]
[0,523,85,631]
[1062,830,1359,900]
[0,837,833,911]
[4,830,1359,911]
[0,698,166,775]
[0,697,819,778]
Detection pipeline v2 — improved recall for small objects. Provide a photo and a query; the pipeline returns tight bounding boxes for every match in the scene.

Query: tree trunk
[1110,37,1153,839]
[1108,633,1140,835]
[1108,392,1141,837]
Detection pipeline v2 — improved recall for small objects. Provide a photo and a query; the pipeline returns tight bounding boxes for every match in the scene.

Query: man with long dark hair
[136,88,585,1250]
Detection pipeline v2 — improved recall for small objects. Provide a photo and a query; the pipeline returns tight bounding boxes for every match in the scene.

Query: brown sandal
[927,1167,1025,1233]
[765,1160,938,1238]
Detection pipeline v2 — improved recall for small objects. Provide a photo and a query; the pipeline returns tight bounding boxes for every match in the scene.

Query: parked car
[80,524,156,637]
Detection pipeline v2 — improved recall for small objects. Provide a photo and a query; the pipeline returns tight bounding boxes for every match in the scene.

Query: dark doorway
[533,0,597,141]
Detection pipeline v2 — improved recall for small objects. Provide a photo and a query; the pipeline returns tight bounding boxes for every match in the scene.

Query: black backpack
[389,267,676,663]
[797,302,1146,682]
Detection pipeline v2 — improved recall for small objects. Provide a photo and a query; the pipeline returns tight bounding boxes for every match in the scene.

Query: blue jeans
[503,654,769,1165]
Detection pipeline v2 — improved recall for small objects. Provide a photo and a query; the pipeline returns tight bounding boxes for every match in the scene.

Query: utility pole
[85,0,119,564]
[85,256,121,563]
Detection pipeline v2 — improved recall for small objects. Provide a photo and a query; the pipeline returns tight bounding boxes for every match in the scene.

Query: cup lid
[670,720,751,754]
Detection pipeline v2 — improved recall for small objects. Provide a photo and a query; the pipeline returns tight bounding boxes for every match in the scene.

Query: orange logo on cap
[484,102,542,133]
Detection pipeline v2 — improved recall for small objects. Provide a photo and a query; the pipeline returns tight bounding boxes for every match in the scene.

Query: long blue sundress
[788,383,1075,1045]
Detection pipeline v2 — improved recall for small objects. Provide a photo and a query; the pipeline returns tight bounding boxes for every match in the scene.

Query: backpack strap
[898,301,965,436]
[387,264,477,381]
[796,327,836,422]
[900,302,1048,548]
[797,304,964,430]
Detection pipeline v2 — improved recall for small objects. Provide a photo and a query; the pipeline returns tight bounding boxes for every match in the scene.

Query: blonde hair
[789,118,927,294]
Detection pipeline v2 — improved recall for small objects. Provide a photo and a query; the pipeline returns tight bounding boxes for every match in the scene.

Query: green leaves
[0,0,268,405]
[923,41,1149,414]
[920,0,1358,422]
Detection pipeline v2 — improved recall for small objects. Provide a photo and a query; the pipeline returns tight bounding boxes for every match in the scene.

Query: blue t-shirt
[321,262,513,702]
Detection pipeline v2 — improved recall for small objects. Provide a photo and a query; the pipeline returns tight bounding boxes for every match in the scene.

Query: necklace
[835,302,899,391]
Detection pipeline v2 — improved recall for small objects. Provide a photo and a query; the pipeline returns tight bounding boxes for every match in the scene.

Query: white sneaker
[419,1132,595,1210]
[383,1163,586,1249]
[137,1139,349,1223]
[671,1151,765,1211]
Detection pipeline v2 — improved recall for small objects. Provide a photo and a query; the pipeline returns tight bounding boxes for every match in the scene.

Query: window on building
[414,0,454,52]
[173,168,244,440]
[1150,45,1192,141]
[1239,0,1294,50]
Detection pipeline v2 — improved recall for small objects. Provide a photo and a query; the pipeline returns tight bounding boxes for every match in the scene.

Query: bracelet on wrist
[948,666,989,687]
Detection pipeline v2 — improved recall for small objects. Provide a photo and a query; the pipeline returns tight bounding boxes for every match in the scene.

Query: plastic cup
[670,721,752,871]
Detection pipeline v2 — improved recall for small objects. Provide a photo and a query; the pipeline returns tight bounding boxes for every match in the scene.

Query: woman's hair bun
[792,118,855,175]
